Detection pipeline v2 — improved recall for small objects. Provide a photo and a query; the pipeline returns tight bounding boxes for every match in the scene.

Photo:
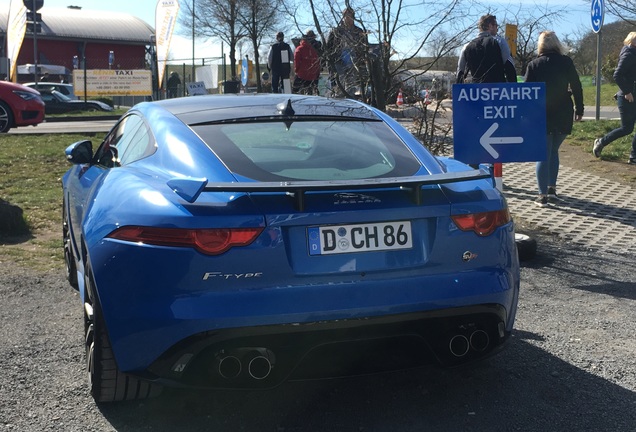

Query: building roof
[0,7,155,45]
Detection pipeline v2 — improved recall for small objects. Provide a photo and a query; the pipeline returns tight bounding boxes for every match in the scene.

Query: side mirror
[65,140,93,164]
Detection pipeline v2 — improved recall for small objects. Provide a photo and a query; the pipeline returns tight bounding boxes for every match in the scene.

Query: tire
[0,101,14,133]
[515,233,537,261]
[62,202,78,289]
[84,265,162,402]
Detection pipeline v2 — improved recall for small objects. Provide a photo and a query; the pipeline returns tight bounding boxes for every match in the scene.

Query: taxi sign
[187,81,206,96]
[452,82,547,165]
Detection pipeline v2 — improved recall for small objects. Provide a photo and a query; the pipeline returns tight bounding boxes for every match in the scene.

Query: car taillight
[451,209,511,236]
[107,226,264,255]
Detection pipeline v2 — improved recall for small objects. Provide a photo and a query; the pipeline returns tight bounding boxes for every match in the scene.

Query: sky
[2,0,620,63]
[489,0,616,37]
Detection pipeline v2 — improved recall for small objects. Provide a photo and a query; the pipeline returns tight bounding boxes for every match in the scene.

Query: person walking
[593,31,636,165]
[267,32,294,93]
[524,30,584,207]
[456,13,515,179]
[167,71,181,98]
[293,30,321,95]
[325,7,368,97]
[456,14,516,84]
[307,30,323,95]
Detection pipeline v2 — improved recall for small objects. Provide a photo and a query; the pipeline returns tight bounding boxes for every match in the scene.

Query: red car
[0,81,45,133]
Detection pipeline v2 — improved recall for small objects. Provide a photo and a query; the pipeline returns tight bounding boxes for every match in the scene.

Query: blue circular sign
[591,0,604,33]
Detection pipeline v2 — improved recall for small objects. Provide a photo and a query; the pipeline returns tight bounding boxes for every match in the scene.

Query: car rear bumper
[141,304,511,389]
[88,224,519,382]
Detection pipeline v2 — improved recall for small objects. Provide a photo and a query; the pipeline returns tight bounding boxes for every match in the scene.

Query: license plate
[307,221,412,255]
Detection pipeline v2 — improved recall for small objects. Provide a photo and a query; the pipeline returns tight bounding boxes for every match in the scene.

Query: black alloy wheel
[62,204,78,289]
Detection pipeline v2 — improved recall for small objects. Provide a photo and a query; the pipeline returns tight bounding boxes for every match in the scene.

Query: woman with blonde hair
[593,31,636,165]
[524,31,584,206]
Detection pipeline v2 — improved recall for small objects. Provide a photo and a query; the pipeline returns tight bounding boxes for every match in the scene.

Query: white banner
[155,0,180,89]
[7,0,27,82]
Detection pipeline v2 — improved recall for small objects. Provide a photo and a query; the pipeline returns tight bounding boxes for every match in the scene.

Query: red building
[1,6,153,82]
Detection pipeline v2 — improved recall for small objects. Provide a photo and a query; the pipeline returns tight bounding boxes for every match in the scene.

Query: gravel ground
[1,229,635,431]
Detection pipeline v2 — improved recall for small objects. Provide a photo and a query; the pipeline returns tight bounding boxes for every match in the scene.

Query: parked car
[24,81,77,99]
[38,89,112,114]
[62,94,520,402]
[0,80,45,132]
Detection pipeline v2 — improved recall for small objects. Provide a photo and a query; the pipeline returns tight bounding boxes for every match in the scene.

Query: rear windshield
[191,120,421,181]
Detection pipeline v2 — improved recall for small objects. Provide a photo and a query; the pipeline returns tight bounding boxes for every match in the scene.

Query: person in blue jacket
[593,31,636,165]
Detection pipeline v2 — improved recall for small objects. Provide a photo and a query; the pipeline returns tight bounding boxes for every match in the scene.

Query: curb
[44,115,121,123]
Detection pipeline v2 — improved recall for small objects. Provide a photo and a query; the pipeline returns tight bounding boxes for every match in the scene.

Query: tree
[179,0,248,82]
[236,0,284,92]
[292,0,474,111]
[498,5,567,75]
[573,20,635,81]
[604,0,636,20]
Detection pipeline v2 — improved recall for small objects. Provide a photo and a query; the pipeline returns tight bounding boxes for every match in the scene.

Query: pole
[83,45,87,103]
[192,0,195,94]
[595,30,602,121]
[32,0,38,83]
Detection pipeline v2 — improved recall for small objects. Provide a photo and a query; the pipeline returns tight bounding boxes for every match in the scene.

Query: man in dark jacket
[167,71,181,98]
[456,14,516,83]
[267,32,294,93]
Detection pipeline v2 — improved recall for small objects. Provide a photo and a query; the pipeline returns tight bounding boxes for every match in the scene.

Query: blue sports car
[62,94,520,402]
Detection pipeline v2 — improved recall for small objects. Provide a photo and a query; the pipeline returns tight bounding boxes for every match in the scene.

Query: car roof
[145,94,382,125]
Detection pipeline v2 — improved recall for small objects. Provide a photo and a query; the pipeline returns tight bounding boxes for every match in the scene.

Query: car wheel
[515,233,537,261]
[0,101,14,133]
[62,203,78,289]
[84,265,162,402]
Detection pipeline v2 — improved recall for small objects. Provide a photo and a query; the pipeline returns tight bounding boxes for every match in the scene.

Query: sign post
[591,0,604,121]
[24,0,44,83]
[452,83,547,166]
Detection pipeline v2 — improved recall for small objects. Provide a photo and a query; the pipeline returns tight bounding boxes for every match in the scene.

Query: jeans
[536,133,567,195]
[599,95,636,159]
[271,71,289,93]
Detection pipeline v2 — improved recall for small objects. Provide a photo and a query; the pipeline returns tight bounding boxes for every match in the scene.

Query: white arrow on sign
[479,122,524,159]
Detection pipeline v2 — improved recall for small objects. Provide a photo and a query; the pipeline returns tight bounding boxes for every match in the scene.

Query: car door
[39,91,64,114]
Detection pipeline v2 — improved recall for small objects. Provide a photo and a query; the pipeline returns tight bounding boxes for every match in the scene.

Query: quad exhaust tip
[216,348,275,380]
[218,355,242,379]
[449,329,491,357]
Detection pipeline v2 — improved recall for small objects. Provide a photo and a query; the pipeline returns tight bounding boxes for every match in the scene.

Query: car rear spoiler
[168,168,493,211]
